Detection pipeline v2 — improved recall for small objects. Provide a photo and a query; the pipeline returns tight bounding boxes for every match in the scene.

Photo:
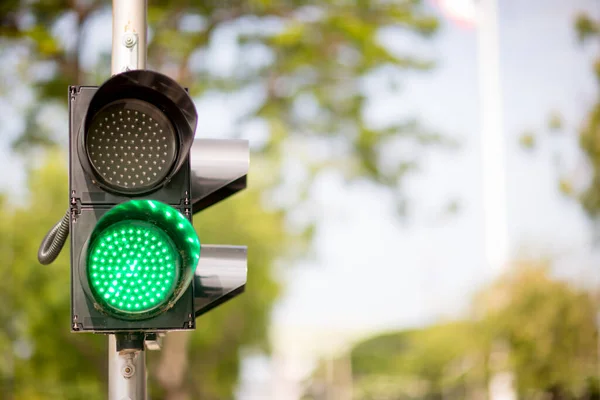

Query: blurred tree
[302,260,598,400]
[303,322,486,400]
[0,153,106,400]
[0,0,442,202]
[575,12,600,217]
[521,12,600,210]
[516,12,600,206]
[475,260,597,399]
[0,0,441,398]
[0,153,287,400]
[518,130,536,151]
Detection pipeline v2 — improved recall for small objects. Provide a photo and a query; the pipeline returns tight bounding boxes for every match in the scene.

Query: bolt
[121,363,135,378]
[123,33,137,48]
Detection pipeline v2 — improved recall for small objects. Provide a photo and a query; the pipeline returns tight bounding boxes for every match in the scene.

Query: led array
[87,221,179,313]
[87,101,177,190]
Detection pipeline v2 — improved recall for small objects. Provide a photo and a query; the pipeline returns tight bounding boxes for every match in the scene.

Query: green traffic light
[86,200,200,318]
[87,220,179,313]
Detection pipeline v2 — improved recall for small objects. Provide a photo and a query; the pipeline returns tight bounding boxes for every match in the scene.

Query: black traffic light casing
[69,71,197,333]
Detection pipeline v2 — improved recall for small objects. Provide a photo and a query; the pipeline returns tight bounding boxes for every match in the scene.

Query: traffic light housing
[69,70,200,332]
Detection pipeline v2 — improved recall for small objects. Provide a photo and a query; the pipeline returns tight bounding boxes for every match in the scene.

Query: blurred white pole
[434,1,513,398]
[109,2,148,400]
[476,0,515,399]
[477,0,509,275]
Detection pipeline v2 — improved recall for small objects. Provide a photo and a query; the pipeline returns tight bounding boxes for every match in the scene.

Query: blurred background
[1,0,600,399]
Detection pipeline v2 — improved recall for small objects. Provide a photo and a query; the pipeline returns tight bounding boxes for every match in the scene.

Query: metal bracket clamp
[120,32,139,72]
[144,333,164,351]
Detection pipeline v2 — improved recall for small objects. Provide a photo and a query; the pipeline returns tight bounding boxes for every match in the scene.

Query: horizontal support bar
[194,245,247,317]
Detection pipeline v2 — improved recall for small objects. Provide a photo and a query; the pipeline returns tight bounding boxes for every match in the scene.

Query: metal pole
[109,1,148,399]
[109,335,147,400]
[477,0,516,399]
[478,0,508,276]
[111,0,147,74]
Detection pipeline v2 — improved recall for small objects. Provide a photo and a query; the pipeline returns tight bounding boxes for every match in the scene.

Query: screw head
[123,33,137,48]
[121,364,135,378]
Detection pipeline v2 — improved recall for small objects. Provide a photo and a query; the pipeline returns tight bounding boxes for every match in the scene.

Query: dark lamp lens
[86,99,178,193]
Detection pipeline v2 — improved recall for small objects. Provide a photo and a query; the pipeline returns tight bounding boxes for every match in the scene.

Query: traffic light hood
[78,70,197,195]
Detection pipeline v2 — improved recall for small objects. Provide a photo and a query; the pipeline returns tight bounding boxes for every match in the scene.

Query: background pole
[109,1,148,399]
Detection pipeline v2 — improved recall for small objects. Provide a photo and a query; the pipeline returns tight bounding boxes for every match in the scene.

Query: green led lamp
[84,200,200,319]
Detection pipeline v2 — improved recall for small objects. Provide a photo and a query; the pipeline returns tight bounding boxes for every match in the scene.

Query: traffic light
[57,69,248,332]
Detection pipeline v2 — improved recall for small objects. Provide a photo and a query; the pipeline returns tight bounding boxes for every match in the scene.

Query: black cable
[38,210,70,265]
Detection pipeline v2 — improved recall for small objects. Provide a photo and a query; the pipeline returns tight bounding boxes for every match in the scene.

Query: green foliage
[304,322,484,399]
[0,0,441,397]
[521,13,600,208]
[548,111,563,132]
[351,330,416,377]
[0,155,287,399]
[1,0,441,205]
[477,261,597,398]
[575,13,599,43]
[518,131,536,150]
[579,101,600,216]
[304,260,598,400]
[0,152,106,400]
[573,12,600,217]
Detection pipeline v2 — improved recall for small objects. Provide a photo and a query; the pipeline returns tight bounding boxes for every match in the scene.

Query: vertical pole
[109,1,148,400]
[111,0,147,74]
[478,0,509,276]
[477,1,516,399]
[109,335,147,400]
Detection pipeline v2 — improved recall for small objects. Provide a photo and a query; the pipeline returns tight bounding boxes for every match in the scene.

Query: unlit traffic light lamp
[77,69,197,198]
[38,69,249,333]
[85,101,177,193]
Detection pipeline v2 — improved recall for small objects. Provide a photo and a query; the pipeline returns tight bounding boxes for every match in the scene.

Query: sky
[264,0,600,335]
[0,1,599,399]
[238,0,600,398]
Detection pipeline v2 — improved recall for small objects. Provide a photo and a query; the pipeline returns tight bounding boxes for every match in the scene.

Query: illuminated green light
[86,199,201,319]
[87,220,179,314]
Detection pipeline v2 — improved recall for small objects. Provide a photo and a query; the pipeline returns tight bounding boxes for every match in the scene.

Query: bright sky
[266,0,597,337]
[0,1,598,399]
[240,0,600,398]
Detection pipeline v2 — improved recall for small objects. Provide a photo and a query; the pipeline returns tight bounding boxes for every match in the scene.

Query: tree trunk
[155,331,192,400]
